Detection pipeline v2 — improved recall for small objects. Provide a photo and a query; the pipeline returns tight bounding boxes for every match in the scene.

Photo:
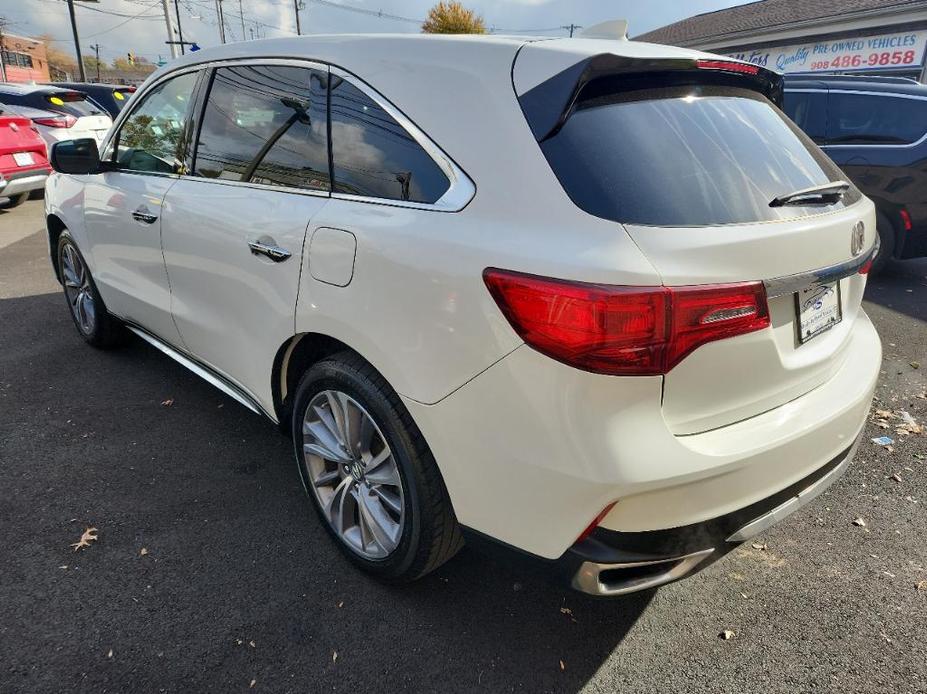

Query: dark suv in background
[783,75,927,272]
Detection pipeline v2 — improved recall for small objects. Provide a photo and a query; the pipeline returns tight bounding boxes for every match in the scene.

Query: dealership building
[637,0,927,82]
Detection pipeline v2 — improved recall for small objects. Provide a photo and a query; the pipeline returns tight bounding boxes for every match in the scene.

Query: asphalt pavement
[2,198,926,693]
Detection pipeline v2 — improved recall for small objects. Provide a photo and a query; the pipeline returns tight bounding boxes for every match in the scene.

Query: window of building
[194,65,330,191]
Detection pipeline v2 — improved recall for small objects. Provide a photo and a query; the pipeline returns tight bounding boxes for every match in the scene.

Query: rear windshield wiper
[769,180,850,208]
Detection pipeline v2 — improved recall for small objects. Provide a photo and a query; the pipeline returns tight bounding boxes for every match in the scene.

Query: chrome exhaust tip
[571,548,715,596]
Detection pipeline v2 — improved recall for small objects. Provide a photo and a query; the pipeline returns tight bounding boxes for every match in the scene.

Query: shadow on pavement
[863,258,927,324]
[1,292,651,692]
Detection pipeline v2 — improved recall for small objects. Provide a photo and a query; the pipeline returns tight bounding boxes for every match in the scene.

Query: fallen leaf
[139,547,148,556]
[720,630,736,640]
[250,679,256,688]
[891,473,903,483]
[911,361,920,370]
[853,517,867,527]
[332,650,338,663]
[248,640,255,648]
[337,601,344,608]
[875,409,896,419]
[917,580,927,592]
[559,659,566,671]
[71,527,98,551]
[751,542,768,551]
[235,639,243,646]
[161,398,174,406]
[107,649,113,658]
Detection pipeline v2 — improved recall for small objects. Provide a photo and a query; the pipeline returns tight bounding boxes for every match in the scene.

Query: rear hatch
[42,90,112,145]
[515,43,876,434]
[0,111,49,174]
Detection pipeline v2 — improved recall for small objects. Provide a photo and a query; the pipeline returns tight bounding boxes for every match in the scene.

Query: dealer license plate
[13,152,34,166]
[796,282,842,343]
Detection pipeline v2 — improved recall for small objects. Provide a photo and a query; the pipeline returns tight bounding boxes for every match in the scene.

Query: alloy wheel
[61,243,96,335]
[301,390,405,559]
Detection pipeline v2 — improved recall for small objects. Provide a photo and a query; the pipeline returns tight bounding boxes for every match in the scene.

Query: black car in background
[783,75,927,272]
[48,82,137,119]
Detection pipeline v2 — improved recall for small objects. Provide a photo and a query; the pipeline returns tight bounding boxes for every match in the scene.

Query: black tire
[291,352,463,581]
[57,232,126,348]
[0,192,29,209]
[870,211,896,275]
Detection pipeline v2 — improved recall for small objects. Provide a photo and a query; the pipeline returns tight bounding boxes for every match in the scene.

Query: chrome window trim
[173,174,330,199]
[784,87,927,148]
[763,234,879,298]
[328,65,475,212]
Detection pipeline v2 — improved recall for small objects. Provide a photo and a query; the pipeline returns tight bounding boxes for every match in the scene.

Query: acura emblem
[850,221,865,257]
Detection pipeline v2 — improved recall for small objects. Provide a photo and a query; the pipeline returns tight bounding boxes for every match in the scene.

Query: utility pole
[0,18,8,83]
[66,0,87,81]
[162,0,179,58]
[89,42,101,81]
[562,23,582,38]
[174,0,185,54]
[238,0,245,41]
[215,0,226,43]
[293,0,301,35]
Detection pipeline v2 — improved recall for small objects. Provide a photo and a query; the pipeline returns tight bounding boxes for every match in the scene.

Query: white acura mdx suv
[44,30,881,596]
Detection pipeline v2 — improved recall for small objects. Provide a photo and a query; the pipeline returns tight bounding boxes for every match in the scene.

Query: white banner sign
[725,30,926,74]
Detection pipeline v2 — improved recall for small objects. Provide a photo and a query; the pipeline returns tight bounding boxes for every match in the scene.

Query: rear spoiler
[518,54,783,142]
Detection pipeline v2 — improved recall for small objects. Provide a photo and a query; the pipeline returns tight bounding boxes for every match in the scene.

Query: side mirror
[50,138,102,175]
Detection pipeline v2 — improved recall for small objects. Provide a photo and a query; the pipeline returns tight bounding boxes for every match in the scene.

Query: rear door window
[193,65,330,191]
[43,92,107,118]
[329,77,449,204]
[540,85,858,227]
[825,92,927,144]
[783,90,827,143]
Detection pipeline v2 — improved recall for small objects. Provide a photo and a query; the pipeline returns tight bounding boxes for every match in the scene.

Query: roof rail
[579,20,629,41]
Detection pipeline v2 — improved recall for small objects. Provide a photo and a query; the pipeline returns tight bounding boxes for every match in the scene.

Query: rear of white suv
[42,34,880,597]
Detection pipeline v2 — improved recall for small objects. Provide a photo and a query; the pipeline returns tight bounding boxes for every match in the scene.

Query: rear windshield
[42,92,106,118]
[540,85,860,227]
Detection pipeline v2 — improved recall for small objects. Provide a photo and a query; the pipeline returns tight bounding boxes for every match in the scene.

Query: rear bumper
[0,170,50,198]
[405,310,880,561]
[464,439,857,596]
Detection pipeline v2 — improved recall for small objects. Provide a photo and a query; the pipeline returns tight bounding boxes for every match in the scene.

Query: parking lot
[2,196,926,693]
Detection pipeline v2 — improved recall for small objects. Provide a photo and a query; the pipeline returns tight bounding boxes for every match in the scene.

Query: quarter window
[193,65,330,191]
[329,78,450,203]
[825,93,927,145]
[112,71,198,174]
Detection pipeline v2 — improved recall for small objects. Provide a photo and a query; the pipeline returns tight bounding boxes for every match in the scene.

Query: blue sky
[9,0,748,66]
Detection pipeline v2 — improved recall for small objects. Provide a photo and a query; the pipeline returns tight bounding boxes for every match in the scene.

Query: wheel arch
[272,332,382,432]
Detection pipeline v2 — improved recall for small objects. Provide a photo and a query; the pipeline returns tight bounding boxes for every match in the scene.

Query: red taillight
[695,59,760,75]
[483,269,770,376]
[900,208,913,232]
[33,115,77,128]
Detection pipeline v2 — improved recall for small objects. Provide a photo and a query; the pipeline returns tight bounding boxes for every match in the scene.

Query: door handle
[131,209,158,224]
[248,240,291,262]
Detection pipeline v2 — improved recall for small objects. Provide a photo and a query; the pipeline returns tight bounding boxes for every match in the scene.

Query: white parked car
[43,32,881,596]
[0,84,112,149]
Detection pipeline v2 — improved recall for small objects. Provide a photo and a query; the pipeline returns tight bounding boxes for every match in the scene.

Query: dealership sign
[725,30,926,74]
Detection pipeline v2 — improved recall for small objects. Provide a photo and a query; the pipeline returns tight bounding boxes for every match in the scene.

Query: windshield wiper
[769,180,850,208]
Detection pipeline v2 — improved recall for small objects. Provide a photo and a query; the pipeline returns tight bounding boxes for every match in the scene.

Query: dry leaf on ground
[720,630,736,640]
[71,527,98,551]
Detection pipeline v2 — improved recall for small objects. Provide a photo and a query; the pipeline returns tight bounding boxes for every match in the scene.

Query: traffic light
[127,52,135,66]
